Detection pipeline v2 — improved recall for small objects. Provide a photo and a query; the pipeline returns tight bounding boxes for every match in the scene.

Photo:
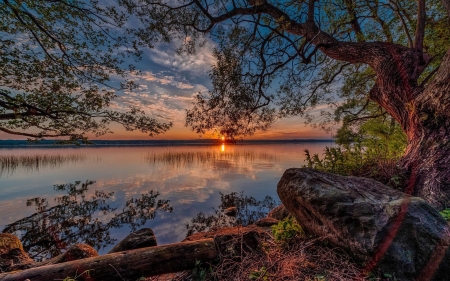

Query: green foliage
[305,111,407,188]
[271,216,304,245]
[249,267,270,281]
[305,99,409,189]
[313,274,327,281]
[191,260,213,281]
[335,101,407,160]
[439,209,450,221]
[0,1,171,141]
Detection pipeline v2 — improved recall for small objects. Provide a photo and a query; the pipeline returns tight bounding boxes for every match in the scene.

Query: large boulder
[277,168,450,281]
[108,228,157,254]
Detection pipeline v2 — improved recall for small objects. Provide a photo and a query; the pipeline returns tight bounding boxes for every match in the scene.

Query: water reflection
[185,191,278,237]
[0,143,328,248]
[2,180,173,261]
[146,149,278,169]
[0,154,86,176]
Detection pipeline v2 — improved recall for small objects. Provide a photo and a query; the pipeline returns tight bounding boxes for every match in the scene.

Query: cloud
[147,38,216,75]
[140,71,195,90]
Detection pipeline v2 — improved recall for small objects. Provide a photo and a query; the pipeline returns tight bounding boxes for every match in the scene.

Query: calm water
[0,142,329,257]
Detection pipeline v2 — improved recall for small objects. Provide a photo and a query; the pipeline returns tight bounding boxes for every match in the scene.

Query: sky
[0,14,332,141]
[88,38,332,141]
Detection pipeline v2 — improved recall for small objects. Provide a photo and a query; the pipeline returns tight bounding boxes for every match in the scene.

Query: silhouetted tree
[1,1,171,142]
[2,180,173,261]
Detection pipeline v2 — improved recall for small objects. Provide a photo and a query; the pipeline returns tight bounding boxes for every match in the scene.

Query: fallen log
[0,239,216,281]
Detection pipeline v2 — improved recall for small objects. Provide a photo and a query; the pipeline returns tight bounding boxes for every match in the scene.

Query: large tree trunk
[401,131,450,210]
[397,48,450,210]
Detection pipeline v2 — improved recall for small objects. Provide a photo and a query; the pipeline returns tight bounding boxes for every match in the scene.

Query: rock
[0,248,35,272]
[35,244,98,268]
[108,228,157,254]
[277,168,450,281]
[255,217,279,227]
[184,225,266,257]
[0,235,98,272]
[224,207,238,217]
[0,234,35,272]
[58,244,98,262]
[267,204,290,221]
[0,233,24,254]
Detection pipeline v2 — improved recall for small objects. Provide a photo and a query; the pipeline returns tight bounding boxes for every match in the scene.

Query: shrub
[271,216,304,245]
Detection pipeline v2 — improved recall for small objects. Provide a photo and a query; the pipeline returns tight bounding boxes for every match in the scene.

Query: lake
[0,140,331,259]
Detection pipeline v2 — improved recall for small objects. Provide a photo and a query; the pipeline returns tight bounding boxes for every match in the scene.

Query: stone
[255,217,279,227]
[224,207,238,217]
[0,248,35,272]
[277,168,450,281]
[36,244,98,268]
[0,233,24,254]
[58,244,98,262]
[108,228,157,254]
[267,204,290,221]
[0,233,35,272]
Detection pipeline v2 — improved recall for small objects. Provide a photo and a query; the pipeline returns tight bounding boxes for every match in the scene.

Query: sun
[221,136,225,141]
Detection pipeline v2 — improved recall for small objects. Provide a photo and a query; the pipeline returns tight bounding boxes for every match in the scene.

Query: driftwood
[0,239,216,281]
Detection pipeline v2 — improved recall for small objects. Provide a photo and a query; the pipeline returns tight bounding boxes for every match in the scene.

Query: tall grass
[304,143,405,189]
[0,154,86,176]
[146,151,277,169]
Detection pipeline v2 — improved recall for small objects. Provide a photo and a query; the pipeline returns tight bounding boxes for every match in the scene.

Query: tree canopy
[117,0,449,139]
[118,0,450,208]
[0,0,171,142]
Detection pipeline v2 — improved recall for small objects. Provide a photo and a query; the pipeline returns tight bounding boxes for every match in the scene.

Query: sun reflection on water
[221,144,225,152]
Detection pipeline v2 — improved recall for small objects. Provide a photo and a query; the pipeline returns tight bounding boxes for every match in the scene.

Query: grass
[145,151,277,169]
[0,154,86,176]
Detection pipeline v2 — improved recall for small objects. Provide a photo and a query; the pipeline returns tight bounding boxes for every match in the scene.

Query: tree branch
[414,0,426,51]
[388,0,414,48]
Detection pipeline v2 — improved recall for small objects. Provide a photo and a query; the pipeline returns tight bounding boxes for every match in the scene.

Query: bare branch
[388,0,414,48]
[414,0,426,51]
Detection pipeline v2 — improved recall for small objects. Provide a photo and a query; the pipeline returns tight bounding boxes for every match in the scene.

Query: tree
[120,0,450,208]
[0,0,171,142]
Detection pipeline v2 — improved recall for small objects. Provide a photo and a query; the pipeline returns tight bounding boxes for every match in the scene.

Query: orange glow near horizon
[0,121,333,141]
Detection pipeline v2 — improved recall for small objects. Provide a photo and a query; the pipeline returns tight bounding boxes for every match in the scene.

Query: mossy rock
[0,233,24,254]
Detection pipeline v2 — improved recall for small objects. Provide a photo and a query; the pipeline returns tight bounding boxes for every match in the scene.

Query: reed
[0,154,86,176]
[146,151,277,169]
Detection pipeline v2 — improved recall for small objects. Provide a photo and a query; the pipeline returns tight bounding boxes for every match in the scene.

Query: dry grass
[147,231,375,281]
